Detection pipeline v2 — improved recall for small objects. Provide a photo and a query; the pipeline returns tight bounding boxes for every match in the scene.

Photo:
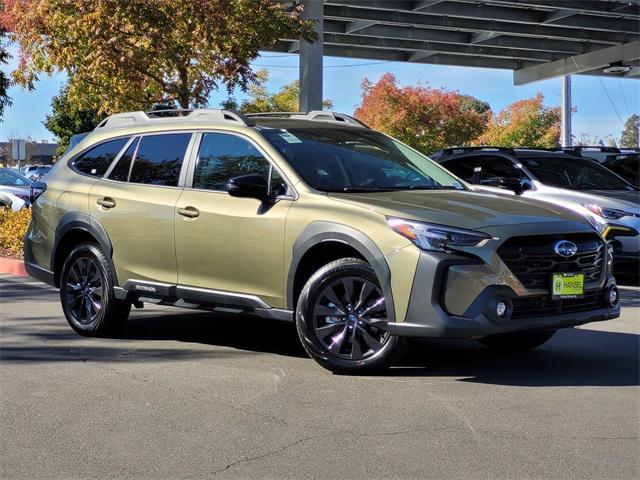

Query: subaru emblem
[554,240,578,257]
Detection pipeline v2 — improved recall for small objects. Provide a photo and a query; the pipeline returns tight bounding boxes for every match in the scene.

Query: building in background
[0,140,58,166]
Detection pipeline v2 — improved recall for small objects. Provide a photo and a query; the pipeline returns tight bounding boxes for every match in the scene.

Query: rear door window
[129,133,191,187]
[72,137,129,177]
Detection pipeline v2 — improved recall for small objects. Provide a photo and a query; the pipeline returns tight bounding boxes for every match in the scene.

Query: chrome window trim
[103,136,139,180]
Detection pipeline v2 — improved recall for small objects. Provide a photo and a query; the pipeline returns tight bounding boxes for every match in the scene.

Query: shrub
[0,207,31,258]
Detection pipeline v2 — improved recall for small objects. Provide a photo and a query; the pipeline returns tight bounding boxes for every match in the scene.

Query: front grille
[498,233,605,291]
[511,289,607,319]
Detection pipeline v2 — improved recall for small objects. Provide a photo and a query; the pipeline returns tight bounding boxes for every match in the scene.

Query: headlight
[582,204,631,220]
[387,217,491,252]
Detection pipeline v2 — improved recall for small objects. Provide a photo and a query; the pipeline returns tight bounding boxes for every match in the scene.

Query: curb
[0,257,28,277]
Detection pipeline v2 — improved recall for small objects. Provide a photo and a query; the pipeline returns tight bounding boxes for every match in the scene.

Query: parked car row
[430,146,640,275]
[20,164,52,181]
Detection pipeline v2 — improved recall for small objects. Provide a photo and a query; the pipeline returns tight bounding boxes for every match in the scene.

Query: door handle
[96,197,116,209]
[177,206,200,218]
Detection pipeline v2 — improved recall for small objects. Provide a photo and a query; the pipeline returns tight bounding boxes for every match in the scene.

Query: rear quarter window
[71,138,130,177]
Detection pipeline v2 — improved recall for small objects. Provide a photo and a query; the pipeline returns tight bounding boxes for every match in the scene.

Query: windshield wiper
[386,185,461,191]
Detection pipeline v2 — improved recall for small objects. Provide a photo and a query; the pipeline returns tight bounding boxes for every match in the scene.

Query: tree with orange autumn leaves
[354,73,491,154]
[476,92,561,148]
[355,74,561,153]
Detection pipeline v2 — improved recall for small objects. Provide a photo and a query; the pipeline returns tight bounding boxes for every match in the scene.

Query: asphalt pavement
[1,274,638,479]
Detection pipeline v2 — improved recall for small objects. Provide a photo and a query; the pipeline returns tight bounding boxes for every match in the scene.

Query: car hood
[527,188,640,213]
[328,190,591,230]
[583,190,640,207]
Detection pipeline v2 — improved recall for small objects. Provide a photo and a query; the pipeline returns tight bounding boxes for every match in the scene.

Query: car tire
[296,257,406,374]
[478,329,556,352]
[59,242,130,336]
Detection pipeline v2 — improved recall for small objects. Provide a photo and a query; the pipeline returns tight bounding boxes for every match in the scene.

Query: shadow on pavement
[2,277,638,386]
[121,310,308,358]
[391,327,639,387]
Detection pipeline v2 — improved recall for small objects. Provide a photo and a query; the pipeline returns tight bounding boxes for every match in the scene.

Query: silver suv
[433,147,640,275]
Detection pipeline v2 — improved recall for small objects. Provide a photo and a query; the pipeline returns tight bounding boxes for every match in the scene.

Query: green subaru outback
[24,109,620,373]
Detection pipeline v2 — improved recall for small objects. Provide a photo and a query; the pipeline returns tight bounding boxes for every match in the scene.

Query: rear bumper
[386,251,619,339]
[23,225,55,286]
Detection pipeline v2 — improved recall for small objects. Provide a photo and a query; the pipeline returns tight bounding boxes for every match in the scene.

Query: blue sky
[1,47,638,143]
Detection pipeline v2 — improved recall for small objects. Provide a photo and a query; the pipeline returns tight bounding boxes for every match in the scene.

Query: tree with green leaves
[230,69,332,113]
[7,0,315,114]
[44,85,105,155]
[0,28,11,120]
[620,114,639,148]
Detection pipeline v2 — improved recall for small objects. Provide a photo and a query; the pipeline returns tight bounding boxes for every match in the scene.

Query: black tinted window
[441,158,476,182]
[108,138,139,182]
[521,156,635,191]
[606,155,639,187]
[73,138,129,177]
[194,133,271,191]
[479,156,525,187]
[129,134,191,186]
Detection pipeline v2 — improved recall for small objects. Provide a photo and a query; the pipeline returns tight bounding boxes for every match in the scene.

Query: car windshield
[606,155,639,187]
[0,168,33,187]
[260,127,464,192]
[521,156,636,191]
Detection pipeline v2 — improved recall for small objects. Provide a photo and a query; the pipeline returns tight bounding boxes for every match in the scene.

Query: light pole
[561,75,572,147]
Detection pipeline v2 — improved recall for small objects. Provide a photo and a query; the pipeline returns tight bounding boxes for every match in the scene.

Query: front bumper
[386,251,620,339]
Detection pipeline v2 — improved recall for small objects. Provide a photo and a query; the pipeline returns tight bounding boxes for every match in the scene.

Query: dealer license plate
[551,272,585,299]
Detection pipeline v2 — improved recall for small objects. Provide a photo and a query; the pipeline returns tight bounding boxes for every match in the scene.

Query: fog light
[608,286,619,307]
[496,301,507,317]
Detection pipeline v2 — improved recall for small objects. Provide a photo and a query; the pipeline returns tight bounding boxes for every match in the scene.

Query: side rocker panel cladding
[287,221,395,322]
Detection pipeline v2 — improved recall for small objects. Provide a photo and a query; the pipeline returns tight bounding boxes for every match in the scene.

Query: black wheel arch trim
[52,212,117,285]
[287,221,395,322]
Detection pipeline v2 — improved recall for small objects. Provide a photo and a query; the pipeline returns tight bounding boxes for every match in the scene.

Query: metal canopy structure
[271,0,640,111]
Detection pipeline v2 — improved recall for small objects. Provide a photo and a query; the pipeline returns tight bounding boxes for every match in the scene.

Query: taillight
[30,181,47,203]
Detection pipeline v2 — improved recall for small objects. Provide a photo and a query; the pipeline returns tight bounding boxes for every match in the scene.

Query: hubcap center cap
[348,314,358,322]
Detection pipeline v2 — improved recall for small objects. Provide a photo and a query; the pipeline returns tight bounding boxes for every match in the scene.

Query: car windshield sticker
[279,130,302,144]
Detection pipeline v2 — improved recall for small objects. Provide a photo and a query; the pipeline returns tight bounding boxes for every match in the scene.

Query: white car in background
[0,191,27,211]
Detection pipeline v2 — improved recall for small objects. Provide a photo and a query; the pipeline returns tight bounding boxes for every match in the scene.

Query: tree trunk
[178,67,190,109]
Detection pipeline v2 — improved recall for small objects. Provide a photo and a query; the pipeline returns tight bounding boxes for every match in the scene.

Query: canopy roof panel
[274,0,640,84]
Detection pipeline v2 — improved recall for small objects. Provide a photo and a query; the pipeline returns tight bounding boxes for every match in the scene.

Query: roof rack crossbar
[95,108,255,130]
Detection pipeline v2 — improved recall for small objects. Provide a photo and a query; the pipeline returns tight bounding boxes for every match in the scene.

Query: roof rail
[439,146,515,155]
[569,145,621,153]
[245,111,369,128]
[94,109,255,130]
[511,147,583,156]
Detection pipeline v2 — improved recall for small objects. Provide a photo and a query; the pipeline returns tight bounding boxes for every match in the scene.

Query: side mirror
[499,178,533,195]
[30,181,47,203]
[227,174,269,201]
